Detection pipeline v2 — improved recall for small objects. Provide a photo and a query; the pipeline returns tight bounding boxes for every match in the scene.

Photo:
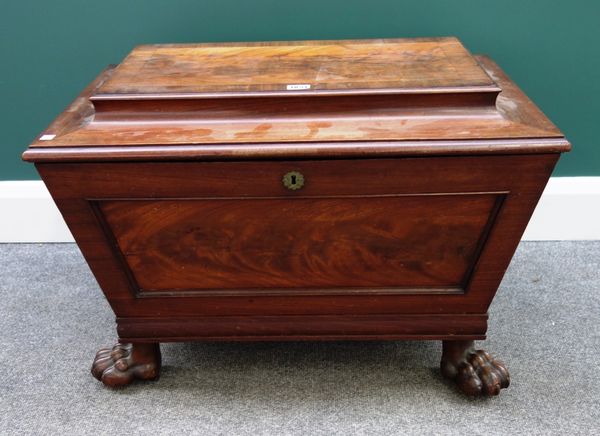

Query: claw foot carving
[441,340,509,397]
[91,342,161,387]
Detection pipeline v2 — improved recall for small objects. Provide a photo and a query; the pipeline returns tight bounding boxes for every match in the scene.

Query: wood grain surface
[99,194,499,294]
[95,38,496,95]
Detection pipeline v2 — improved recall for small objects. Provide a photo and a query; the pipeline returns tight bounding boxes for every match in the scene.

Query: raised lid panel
[25,52,567,152]
[93,38,498,98]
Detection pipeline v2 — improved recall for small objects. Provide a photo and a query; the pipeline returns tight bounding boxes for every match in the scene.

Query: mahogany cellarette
[23,38,570,396]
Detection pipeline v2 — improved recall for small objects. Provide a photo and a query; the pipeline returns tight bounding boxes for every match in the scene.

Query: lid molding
[24,43,567,152]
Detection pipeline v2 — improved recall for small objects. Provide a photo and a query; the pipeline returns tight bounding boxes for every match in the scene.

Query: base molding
[1,177,599,242]
[116,314,488,342]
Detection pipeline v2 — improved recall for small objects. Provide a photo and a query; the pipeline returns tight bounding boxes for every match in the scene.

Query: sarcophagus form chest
[23,38,569,395]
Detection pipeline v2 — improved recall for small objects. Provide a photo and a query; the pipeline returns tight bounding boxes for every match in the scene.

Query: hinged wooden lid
[25,38,569,161]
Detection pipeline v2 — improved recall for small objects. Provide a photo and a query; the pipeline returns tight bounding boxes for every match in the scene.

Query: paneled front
[98,193,500,295]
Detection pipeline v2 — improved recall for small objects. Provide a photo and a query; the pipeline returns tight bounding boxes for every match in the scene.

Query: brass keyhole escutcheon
[282,171,305,190]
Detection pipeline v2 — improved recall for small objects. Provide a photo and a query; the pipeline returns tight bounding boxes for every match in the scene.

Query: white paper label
[39,134,56,141]
[286,84,311,90]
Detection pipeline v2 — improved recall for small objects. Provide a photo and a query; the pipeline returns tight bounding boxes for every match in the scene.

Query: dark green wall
[2,0,598,179]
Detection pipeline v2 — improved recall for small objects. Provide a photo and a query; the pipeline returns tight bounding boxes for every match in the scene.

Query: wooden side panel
[98,194,499,294]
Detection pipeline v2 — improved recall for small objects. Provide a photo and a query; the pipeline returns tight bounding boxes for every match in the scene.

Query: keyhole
[283,171,304,190]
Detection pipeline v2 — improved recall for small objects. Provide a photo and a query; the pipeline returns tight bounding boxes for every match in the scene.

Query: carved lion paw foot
[441,340,510,397]
[91,342,161,387]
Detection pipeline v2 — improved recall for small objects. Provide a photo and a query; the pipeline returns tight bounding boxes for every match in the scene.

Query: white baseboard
[521,177,600,240]
[0,178,598,243]
[0,181,75,243]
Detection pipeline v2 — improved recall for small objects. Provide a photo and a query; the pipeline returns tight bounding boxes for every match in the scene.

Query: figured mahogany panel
[98,194,500,295]
[95,38,496,96]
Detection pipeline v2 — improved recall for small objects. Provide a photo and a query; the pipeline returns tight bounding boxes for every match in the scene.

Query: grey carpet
[0,242,598,436]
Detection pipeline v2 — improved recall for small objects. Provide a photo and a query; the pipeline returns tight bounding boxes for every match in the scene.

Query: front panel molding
[91,191,506,298]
